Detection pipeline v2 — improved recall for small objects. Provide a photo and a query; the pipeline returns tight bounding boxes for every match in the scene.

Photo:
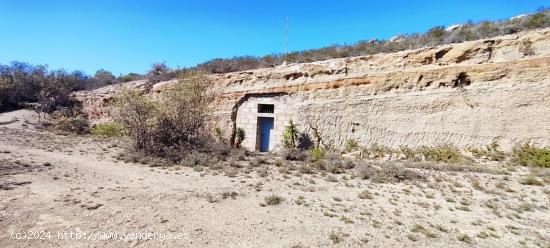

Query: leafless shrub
[323,153,355,174]
[51,114,89,134]
[50,106,90,134]
[145,62,174,84]
[114,88,156,153]
[115,71,215,161]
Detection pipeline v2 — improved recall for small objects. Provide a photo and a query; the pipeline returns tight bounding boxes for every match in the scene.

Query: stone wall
[235,94,295,151]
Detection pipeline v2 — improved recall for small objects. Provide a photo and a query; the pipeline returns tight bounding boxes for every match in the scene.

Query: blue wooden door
[259,117,274,152]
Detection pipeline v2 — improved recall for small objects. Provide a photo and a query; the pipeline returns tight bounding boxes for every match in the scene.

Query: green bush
[282,120,299,148]
[91,122,124,137]
[524,12,550,29]
[512,143,550,168]
[234,128,245,148]
[308,147,325,161]
[419,144,463,163]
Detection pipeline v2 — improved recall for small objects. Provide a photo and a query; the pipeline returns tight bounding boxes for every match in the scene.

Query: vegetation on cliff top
[194,9,550,74]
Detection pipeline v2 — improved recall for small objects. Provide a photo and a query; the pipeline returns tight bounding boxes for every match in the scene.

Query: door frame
[257,117,274,152]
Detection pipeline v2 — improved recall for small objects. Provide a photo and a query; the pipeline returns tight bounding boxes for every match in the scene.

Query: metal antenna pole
[285,16,288,62]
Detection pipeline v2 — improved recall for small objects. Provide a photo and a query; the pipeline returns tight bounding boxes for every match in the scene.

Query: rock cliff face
[75,28,550,151]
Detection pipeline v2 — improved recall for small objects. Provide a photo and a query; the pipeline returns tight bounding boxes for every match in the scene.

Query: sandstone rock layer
[76,28,550,151]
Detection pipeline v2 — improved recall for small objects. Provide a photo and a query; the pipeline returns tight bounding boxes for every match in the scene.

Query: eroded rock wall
[76,28,550,151]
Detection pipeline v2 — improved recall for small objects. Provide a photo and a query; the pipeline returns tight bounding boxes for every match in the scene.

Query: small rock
[86,203,103,210]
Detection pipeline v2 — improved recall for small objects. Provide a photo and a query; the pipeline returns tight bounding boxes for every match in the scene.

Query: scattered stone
[85,203,103,210]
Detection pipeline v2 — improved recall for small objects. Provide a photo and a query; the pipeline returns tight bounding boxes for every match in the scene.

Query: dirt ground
[0,110,549,247]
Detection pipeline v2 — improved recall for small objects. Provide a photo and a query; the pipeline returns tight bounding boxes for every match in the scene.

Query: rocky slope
[75,28,550,150]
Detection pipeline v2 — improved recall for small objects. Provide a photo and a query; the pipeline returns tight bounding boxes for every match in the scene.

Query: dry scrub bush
[115,71,216,161]
[362,144,393,159]
[467,141,506,161]
[180,151,219,167]
[323,153,355,174]
[308,147,325,161]
[357,162,425,183]
[282,148,309,161]
[0,62,92,113]
[262,194,285,206]
[115,89,156,153]
[50,107,90,134]
[51,114,89,134]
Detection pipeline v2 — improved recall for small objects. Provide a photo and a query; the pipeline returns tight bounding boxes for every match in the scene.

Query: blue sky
[0,0,546,75]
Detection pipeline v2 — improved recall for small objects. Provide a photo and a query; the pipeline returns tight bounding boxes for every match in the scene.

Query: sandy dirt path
[0,117,549,247]
[0,126,347,247]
